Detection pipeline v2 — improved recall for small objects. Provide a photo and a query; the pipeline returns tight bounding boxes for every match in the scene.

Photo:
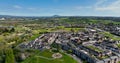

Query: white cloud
[75,6,92,10]
[95,7,120,12]
[94,0,120,13]
[13,5,37,11]
[94,0,108,7]
[13,5,22,9]
[27,8,36,10]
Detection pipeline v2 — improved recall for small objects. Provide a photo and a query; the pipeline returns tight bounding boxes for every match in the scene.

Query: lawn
[64,28,85,32]
[21,50,78,63]
[116,44,120,48]
[99,32,120,41]
[87,46,103,52]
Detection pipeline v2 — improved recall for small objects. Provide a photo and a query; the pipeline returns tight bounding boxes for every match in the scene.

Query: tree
[5,48,15,63]
[10,28,15,32]
[0,49,4,63]
[67,50,72,54]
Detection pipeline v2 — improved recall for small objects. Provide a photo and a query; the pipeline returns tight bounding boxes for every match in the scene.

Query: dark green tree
[5,48,15,63]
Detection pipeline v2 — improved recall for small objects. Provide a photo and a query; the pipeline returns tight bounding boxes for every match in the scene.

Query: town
[19,26,120,63]
[0,16,120,63]
[1,0,120,63]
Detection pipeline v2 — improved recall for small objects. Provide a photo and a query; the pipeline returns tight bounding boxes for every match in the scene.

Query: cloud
[13,5,37,11]
[76,6,92,9]
[27,8,36,10]
[94,0,120,13]
[95,7,120,12]
[75,6,92,10]
[13,5,22,9]
[94,0,108,7]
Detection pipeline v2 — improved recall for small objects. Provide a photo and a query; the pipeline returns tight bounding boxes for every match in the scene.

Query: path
[35,56,55,60]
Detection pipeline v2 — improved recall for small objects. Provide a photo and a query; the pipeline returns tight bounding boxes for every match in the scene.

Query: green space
[99,32,120,41]
[116,44,120,48]
[87,46,103,52]
[0,17,120,63]
[22,50,78,63]
[97,55,109,60]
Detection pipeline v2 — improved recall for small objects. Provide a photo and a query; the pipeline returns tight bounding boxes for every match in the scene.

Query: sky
[0,0,120,16]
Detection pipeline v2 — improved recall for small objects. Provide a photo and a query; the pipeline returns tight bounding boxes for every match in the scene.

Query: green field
[99,32,120,41]
[22,50,78,63]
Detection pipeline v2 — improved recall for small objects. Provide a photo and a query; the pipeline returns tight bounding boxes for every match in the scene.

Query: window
[108,61,110,63]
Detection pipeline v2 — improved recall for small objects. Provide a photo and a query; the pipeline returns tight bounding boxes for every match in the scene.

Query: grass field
[21,50,78,63]
[99,32,120,41]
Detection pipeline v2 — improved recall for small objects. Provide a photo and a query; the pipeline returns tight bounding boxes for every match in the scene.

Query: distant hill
[0,15,12,18]
[0,14,120,22]
[53,15,60,17]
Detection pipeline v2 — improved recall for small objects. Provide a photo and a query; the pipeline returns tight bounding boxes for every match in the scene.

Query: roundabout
[52,53,62,59]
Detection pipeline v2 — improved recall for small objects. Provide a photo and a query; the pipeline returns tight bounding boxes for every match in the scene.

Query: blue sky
[0,0,120,16]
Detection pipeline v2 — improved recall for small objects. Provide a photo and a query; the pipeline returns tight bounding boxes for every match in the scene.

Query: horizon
[0,0,120,16]
[1,14,120,17]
